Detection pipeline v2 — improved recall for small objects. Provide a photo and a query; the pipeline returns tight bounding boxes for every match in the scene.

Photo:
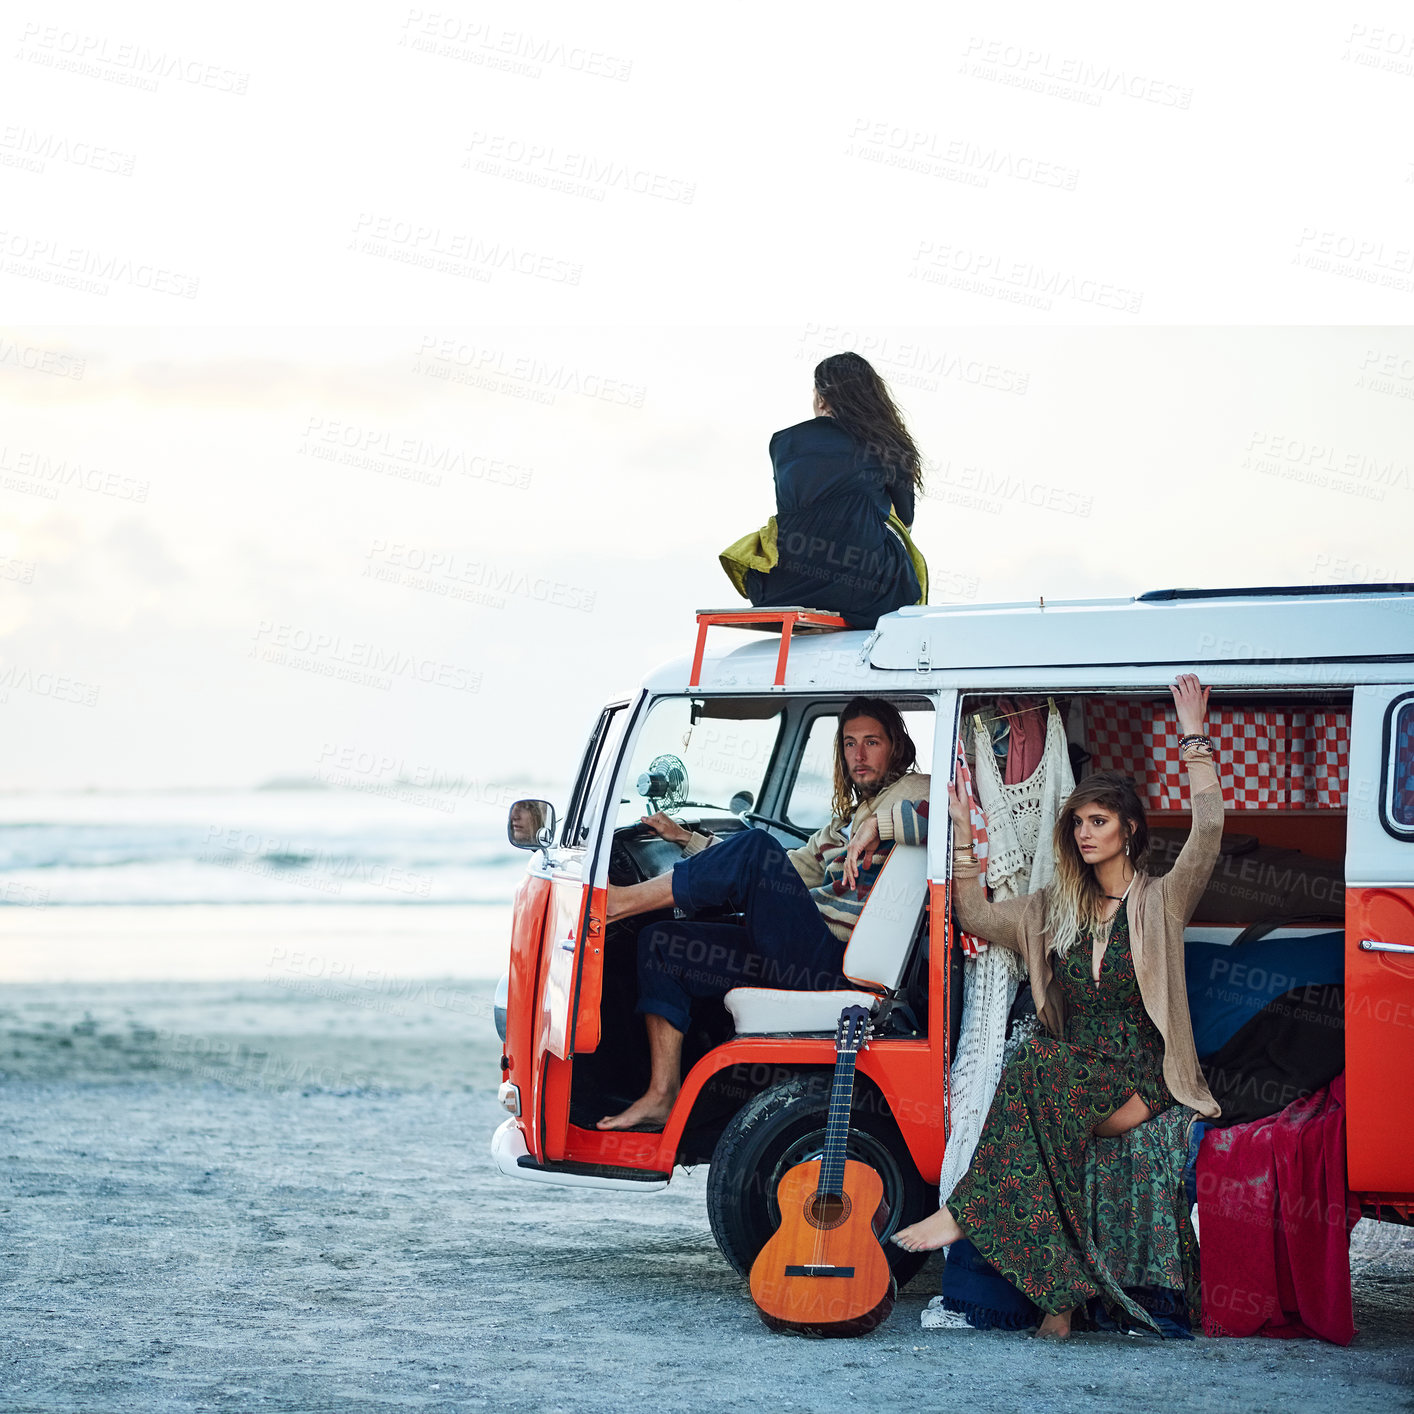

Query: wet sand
[2,974,1412,1413]
[0,903,512,984]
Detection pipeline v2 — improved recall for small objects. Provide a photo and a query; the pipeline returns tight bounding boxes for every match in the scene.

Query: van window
[567,703,630,847]
[615,698,783,830]
[1386,696,1414,837]
[787,706,936,831]
[786,714,838,829]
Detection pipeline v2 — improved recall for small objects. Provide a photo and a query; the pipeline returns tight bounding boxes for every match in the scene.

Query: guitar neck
[816,1048,859,1199]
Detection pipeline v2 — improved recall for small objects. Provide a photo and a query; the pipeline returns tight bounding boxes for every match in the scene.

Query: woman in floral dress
[892,676,1223,1338]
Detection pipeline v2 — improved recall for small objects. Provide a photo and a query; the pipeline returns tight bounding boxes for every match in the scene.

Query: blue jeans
[635,829,848,1032]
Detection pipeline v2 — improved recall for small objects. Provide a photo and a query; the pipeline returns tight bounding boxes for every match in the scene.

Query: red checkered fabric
[1291,711,1350,809]
[1083,700,1349,811]
[1211,709,1291,810]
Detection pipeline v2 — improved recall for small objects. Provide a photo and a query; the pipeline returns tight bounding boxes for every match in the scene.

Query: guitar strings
[815,1042,845,1269]
[813,1040,858,1271]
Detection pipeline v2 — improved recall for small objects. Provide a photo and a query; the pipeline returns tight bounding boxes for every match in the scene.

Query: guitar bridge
[783,1265,856,1278]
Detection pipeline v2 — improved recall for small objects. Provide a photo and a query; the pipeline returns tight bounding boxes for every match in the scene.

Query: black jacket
[746,417,919,629]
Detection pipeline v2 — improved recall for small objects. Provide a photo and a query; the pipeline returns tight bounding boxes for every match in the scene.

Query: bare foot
[891,1206,963,1253]
[1035,1309,1073,1339]
[596,1088,677,1131]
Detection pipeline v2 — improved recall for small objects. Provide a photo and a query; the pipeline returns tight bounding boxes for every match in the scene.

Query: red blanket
[1197,1074,1358,1343]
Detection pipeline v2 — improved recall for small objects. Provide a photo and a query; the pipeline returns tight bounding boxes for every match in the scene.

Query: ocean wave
[0,789,533,906]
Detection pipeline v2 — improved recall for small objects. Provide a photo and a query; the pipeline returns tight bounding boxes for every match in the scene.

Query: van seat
[724,844,929,1035]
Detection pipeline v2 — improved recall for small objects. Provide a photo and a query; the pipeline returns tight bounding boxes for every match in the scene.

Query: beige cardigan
[953,758,1224,1119]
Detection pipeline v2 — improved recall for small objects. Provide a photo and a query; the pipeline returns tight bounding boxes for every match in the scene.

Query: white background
[2,1,1412,790]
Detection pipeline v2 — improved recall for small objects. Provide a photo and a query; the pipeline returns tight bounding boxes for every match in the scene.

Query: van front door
[545,699,632,1063]
[1345,684,1414,1195]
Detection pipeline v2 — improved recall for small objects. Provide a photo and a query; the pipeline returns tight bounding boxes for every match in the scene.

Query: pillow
[1184,931,1344,1058]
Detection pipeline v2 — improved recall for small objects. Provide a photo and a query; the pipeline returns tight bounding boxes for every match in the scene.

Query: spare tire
[706,1075,935,1288]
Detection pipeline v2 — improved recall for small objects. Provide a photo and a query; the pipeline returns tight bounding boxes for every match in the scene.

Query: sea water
[0,787,527,982]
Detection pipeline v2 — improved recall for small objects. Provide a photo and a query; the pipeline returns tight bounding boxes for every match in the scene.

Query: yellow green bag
[718,514,928,604]
[717,519,778,598]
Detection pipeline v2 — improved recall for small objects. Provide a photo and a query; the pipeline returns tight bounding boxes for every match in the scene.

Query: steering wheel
[740,811,813,842]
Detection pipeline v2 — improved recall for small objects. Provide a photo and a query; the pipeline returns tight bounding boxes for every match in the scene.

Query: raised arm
[946,777,1029,952]
[1158,674,1225,924]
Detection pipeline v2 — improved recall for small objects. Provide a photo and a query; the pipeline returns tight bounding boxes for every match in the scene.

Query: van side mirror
[729,790,755,814]
[507,799,557,850]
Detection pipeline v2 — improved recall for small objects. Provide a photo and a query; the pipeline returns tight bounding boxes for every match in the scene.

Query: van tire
[706,1076,934,1288]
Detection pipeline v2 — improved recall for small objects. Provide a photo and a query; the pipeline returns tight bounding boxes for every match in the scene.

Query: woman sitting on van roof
[892,675,1223,1340]
[723,352,926,630]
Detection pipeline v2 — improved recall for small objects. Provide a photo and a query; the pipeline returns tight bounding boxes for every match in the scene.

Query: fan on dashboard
[636,754,689,813]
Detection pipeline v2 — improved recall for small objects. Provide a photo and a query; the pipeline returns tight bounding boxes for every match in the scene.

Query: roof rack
[1139,583,1414,602]
[689,608,851,689]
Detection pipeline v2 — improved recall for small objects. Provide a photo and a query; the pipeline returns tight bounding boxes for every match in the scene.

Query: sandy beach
[3,933,1413,1414]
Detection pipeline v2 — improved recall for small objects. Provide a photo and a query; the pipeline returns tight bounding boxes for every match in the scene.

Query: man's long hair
[814,352,924,494]
[1043,772,1150,957]
[830,697,918,822]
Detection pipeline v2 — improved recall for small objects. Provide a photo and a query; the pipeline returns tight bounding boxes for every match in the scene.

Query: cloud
[1,325,1411,787]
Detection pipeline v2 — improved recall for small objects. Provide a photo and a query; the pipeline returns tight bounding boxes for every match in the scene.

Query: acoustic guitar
[749,1005,896,1336]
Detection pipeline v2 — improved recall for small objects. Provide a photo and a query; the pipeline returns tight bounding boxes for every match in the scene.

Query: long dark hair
[814,352,923,493]
[1044,771,1150,957]
[830,696,918,820]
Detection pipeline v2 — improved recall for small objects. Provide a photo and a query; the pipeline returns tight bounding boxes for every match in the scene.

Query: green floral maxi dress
[946,901,1192,1332]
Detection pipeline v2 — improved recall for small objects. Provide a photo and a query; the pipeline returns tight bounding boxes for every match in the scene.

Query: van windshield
[615,698,783,830]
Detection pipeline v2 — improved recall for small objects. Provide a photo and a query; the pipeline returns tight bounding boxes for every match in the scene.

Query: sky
[2,3,1413,793]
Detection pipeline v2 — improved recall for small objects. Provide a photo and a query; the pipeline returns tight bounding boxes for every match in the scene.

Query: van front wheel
[706,1076,934,1288]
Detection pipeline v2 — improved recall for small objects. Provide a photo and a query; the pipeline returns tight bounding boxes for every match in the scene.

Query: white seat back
[840,844,929,991]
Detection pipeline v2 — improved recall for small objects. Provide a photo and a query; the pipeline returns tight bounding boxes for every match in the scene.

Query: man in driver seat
[598,696,929,1131]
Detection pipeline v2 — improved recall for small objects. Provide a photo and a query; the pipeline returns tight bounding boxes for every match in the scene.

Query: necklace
[1102,872,1136,903]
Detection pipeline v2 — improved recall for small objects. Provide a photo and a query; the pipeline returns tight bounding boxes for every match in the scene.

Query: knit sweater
[952,757,1224,1119]
[686,771,931,943]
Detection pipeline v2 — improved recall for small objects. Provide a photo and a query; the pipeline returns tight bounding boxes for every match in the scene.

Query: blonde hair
[1043,773,1149,957]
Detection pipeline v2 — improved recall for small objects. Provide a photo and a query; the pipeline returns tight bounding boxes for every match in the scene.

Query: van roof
[646,585,1414,695]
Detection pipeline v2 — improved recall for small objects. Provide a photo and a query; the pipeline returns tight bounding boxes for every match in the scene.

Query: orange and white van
[491,585,1414,1284]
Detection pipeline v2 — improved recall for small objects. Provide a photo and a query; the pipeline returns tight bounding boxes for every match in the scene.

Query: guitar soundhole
[806,1192,852,1229]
